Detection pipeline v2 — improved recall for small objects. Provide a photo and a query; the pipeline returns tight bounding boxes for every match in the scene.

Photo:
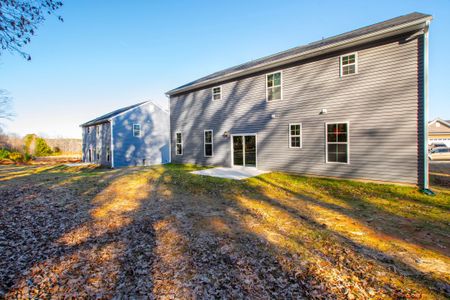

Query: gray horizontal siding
[170,33,423,184]
[82,122,111,167]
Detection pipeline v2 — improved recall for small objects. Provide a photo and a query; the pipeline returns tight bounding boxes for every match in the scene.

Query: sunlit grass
[1,163,449,298]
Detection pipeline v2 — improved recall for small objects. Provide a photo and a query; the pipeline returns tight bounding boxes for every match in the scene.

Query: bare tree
[0,0,63,60]
[0,89,14,122]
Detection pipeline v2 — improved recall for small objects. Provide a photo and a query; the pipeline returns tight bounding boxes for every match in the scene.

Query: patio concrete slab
[190,167,269,180]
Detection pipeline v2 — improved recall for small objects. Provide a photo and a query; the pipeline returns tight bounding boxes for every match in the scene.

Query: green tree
[34,137,53,156]
[23,133,37,154]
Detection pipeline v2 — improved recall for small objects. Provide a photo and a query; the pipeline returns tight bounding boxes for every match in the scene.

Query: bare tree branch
[0,0,63,60]
[0,89,14,122]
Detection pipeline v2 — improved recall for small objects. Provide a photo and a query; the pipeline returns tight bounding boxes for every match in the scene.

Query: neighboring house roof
[80,101,167,127]
[428,118,450,128]
[166,12,431,96]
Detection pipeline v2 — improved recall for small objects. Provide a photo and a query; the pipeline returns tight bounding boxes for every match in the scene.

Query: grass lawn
[0,164,449,299]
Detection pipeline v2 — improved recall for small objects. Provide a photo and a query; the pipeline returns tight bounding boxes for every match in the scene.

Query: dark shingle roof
[167,12,431,95]
[80,102,147,127]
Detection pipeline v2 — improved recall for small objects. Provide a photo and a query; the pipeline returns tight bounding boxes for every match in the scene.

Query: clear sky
[0,0,449,138]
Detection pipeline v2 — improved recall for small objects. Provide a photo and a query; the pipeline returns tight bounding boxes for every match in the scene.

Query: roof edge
[166,15,432,96]
[107,100,169,122]
[80,100,169,127]
[429,118,450,128]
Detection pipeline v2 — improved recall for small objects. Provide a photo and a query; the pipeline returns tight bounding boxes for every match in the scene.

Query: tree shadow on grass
[1,164,448,298]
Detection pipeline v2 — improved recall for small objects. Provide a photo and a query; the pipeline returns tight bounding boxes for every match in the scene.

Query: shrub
[24,153,33,162]
[34,137,53,156]
[0,148,11,160]
[9,152,24,163]
[53,146,61,154]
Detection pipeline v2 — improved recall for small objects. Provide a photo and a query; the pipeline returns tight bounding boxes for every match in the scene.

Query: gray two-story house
[81,101,170,167]
[167,12,432,187]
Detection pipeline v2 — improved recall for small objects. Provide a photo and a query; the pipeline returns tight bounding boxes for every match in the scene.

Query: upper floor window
[96,125,101,138]
[212,86,222,101]
[289,123,302,148]
[340,53,358,76]
[326,122,349,164]
[266,71,282,101]
[176,132,183,155]
[87,127,91,134]
[204,130,213,157]
[133,124,141,137]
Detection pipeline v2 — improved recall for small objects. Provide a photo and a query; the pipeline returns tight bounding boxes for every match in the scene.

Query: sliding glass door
[232,135,256,167]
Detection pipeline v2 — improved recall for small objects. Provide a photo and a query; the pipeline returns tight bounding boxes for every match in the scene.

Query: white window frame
[266,70,283,102]
[96,125,101,138]
[204,129,214,157]
[340,52,358,77]
[211,86,222,101]
[289,123,302,148]
[133,124,141,137]
[325,121,350,164]
[175,132,183,156]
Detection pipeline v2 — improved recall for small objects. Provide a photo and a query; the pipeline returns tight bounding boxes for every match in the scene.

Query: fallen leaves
[0,164,448,299]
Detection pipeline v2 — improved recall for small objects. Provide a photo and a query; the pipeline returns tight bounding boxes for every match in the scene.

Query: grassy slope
[0,163,449,298]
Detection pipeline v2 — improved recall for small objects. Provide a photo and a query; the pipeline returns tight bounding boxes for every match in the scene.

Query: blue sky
[0,0,449,138]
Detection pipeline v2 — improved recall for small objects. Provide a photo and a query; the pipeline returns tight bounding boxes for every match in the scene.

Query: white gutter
[167,16,432,96]
[423,20,430,189]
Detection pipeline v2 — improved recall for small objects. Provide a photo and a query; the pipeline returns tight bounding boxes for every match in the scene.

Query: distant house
[428,118,450,147]
[80,101,170,167]
[167,12,432,187]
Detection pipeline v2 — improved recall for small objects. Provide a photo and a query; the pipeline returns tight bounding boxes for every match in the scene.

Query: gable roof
[166,12,431,96]
[80,101,167,127]
[429,118,450,128]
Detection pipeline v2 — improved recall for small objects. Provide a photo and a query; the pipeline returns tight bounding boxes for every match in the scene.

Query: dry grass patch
[0,164,448,299]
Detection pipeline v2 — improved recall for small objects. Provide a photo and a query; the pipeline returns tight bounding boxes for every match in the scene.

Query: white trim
[266,70,283,102]
[175,131,183,156]
[108,101,169,122]
[423,21,430,189]
[340,52,358,77]
[204,129,214,157]
[110,120,115,168]
[428,118,450,128]
[289,123,302,148]
[166,16,432,96]
[325,121,350,164]
[230,133,258,168]
[133,123,142,137]
[211,86,222,101]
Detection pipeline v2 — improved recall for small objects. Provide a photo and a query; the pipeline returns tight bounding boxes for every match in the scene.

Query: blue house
[80,101,170,167]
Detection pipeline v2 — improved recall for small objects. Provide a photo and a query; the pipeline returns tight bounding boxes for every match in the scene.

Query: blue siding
[112,102,170,167]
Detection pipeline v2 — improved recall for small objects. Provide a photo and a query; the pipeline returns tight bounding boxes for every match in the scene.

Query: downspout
[166,94,172,164]
[110,119,115,168]
[421,20,434,195]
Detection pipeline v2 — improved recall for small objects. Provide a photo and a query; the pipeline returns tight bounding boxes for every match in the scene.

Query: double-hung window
[176,132,183,155]
[326,122,349,163]
[289,123,302,148]
[133,124,141,137]
[96,125,101,138]
[340,53,357,76]
[266,71,282,101]
[204,130,213,157]
[212,86,222,101]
